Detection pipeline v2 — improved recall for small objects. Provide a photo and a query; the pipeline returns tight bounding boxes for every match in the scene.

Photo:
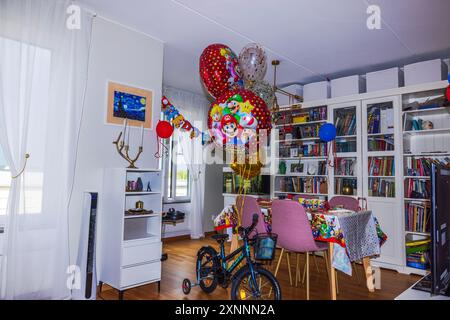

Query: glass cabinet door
[330,102,361,197]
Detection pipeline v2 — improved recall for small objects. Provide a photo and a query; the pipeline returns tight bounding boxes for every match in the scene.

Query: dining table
[258,204,387,300]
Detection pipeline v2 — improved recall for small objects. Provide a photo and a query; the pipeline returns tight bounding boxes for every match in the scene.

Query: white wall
[68,17,163,264]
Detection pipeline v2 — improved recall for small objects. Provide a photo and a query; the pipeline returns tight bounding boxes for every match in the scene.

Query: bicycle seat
[211,233,229,242]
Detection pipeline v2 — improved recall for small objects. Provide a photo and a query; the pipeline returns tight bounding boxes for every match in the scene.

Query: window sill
[163,199,191,205]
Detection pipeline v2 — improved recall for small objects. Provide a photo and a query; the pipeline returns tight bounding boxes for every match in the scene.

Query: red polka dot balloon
[207,88,272,150]
[199,44,243,98]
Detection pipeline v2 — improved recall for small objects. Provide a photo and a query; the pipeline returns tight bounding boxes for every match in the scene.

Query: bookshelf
[224,80,449,276]
[329,102,362,198]
[402,86,450,274]
[272,104,329,200]
[361,96,404,268]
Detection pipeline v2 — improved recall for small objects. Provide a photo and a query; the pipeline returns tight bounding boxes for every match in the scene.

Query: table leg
[328,242,337,300]
[362,257,375,292]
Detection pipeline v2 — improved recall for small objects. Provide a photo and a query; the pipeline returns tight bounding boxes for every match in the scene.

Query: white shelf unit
[99,168,163,298]
[329,101,362,199]
[362,96,404,268]
[272,104,330,200]
[401,86,450,275]
[222,80,449,276]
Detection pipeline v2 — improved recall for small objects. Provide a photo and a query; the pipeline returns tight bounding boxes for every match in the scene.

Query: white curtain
[0,0,93,299]
[163,86,210,239]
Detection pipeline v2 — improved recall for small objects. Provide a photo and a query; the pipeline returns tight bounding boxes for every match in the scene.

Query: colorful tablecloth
[260,207,387,275]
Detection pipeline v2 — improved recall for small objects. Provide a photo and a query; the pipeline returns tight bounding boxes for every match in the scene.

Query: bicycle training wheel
[196,246,219,293]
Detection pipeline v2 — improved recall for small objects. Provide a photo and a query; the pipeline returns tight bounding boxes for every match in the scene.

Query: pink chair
[328,196,360,211]
[236,195,267,235]
[271,199,332,300]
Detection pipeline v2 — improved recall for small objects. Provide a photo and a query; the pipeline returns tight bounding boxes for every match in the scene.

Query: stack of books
[405,202,430,233]
[368,157,395,176]
[405,237,431,270]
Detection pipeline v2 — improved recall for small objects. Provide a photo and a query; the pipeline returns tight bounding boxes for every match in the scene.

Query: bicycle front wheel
[231,266,281,300]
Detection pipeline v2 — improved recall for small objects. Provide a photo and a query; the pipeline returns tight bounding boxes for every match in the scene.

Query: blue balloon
[448,73,450,83]
[319,123,337,142]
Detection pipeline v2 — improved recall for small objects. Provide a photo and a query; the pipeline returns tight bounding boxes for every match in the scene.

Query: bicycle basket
[253,233,278,260]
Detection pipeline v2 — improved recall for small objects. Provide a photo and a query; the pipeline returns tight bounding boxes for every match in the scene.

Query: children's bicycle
[182,214,281,300]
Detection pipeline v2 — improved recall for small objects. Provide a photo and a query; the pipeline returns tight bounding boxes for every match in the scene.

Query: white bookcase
[255,80,449,275]
[98,168,162,299]
[401,86,450,275]
[272,104,330,200]
[362,96,404,268]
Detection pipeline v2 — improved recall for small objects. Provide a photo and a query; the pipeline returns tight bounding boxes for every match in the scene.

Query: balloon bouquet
[202,43,273,179]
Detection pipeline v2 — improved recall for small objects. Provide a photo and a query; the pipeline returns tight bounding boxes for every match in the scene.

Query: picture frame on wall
[107,81,153,128]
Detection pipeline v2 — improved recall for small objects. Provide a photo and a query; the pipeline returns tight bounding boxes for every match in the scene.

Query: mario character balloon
[207,88,272,150]
[199,44,243,98]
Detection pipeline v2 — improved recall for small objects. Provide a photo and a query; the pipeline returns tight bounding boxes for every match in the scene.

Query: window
[0,146,11,216]
[164,130,190,202]
[0,37,51,216]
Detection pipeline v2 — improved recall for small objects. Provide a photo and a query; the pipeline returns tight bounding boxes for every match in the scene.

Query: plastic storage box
[404,59,448,86]
[366,67,403,92]
[330,75,365,98]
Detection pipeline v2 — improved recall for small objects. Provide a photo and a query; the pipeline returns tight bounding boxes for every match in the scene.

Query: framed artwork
[107,81,153,128]
[289,148,298,158]
[290,162,304,174]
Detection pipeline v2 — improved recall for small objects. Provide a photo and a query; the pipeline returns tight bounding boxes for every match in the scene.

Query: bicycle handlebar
[238,213,259,238]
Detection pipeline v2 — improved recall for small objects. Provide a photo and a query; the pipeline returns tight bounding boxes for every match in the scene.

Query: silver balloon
[239,43,267,82]
[245,80,275,108]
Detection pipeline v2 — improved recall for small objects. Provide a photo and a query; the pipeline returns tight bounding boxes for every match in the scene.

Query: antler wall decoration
[113,118,144,169]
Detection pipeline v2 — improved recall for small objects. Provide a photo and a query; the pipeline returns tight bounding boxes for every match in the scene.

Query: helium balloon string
[154,137,169,158]
[326,140,336,168]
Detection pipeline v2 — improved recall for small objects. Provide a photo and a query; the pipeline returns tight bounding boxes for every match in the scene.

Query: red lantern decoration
[199,44,243,98]
[207,88,272,150]
[156,120,173,139]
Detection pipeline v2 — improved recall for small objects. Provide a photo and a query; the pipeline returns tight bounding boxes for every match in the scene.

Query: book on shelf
[405,157,450,176]
[277,176,327,194]
[368,177,395,197]
[405,202,430,233]
[335,158,356,176]
[368,137,394,151]
[368,157,395,176]
[405,178,430,199]
[367,104,393,134]
[335,110,356,136]
[274,106,327,126]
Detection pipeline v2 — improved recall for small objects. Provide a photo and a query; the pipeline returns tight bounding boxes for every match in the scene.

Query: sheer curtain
[163,86,210,239]
[0,0,93,299]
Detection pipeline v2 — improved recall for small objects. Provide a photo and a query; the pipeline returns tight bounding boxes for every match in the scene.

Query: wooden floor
[97,237,421,300]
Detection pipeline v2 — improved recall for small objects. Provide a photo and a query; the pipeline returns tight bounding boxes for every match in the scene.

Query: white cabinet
[362,96,404,267]
[98,168,162,298]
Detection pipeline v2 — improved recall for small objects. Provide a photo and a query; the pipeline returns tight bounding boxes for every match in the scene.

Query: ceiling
[79,0,450,97]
